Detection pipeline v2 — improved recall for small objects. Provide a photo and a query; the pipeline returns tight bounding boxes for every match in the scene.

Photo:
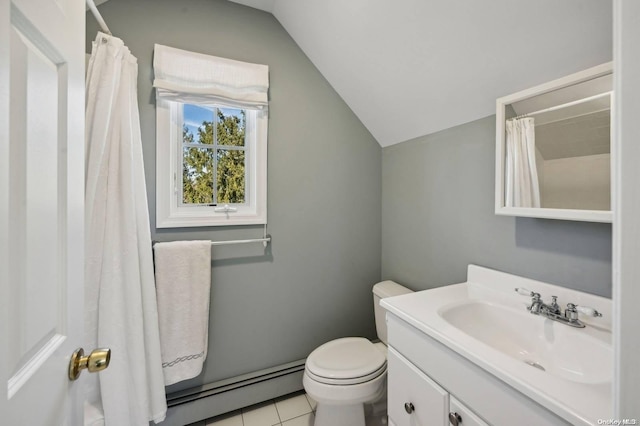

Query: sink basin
[438,300,612,384]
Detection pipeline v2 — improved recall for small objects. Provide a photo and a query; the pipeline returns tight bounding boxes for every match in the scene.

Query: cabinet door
[449,396,489,426]
[388,347,449,426]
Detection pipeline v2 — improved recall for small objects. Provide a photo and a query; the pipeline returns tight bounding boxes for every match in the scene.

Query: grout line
[273,398,283,424]
[209,393,316,426]
[304,394,316,413]
[283,411,313,424]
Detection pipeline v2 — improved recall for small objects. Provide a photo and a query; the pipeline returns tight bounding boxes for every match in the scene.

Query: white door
[0,0,86,424]
[613,0,640,416]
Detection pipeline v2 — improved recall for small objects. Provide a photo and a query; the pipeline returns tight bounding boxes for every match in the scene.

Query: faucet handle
[516,288,542,313]
[515,288,541,302]
[515,287,537,297]
[565,303,579,321]
[566,303,602,319]
[575,305,603,318]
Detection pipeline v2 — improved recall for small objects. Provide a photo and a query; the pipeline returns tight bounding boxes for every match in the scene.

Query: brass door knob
[68,347,111,381]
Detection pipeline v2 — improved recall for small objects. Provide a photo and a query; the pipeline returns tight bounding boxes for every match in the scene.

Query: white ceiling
[237,1,612,147]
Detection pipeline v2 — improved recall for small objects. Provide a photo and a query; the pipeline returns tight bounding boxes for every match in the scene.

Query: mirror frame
[495,62,613,223]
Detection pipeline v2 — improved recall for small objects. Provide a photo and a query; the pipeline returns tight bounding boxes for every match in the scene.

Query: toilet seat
[306,362,386,385]
[305,337,387,385]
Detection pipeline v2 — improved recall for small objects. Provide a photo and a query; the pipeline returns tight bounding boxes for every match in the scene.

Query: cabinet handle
[448,412,463,425]
[404,402,415,414]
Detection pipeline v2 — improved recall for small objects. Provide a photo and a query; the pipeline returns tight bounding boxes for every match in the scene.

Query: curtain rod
[510,91,612,121]
[86,0,112,36]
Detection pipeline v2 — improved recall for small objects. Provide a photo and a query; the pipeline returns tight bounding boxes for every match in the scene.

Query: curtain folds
[84,32,167,426]
[505,117,541,208]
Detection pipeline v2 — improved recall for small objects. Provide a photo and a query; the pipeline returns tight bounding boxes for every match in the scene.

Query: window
[156,100,267,227]
[181,104,246,206]
[154,45,268,228]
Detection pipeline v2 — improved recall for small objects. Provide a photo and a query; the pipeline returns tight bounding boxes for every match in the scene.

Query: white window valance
[153,44,269,110]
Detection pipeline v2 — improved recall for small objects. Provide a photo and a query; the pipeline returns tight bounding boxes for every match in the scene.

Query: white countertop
[380,265,612,426]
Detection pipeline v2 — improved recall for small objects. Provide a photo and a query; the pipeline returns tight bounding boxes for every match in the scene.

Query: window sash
[178,104,249,207]
[156,99,266,228]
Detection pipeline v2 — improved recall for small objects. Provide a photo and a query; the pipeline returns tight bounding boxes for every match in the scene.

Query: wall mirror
[495,62,613,223]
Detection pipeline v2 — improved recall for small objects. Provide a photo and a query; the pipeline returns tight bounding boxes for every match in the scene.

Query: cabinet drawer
[450,396,489,426]
[387,347,449,426]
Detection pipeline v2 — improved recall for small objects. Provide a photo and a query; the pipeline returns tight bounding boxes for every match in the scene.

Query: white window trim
[156,99,267,228]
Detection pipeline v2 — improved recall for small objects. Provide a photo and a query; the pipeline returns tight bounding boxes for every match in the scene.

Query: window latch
[214,204,237,213]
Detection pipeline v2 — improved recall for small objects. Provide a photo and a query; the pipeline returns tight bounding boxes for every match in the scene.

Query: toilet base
[315,403,365,426]
[364,396,388,426]
[312,388,388,426]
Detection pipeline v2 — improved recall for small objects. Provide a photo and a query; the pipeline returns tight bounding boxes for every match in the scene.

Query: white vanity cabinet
[385,312,572,426]
[388,347,488,426]
[382,266,611,425]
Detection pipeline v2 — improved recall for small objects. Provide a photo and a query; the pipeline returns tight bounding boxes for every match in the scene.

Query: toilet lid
[306,337,386,383]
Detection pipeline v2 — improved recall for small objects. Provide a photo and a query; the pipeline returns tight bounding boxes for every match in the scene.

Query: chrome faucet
[527,291,542,314]
[515,288,602,328]
[547,295,561,315]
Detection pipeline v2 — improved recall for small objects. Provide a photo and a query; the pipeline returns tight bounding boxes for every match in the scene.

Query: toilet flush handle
[404,402,415,414]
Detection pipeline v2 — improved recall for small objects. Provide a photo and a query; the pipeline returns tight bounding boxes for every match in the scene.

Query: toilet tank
[372,280,413,345]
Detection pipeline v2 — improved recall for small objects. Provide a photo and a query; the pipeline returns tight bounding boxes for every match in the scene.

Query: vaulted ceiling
[230,0,612,147]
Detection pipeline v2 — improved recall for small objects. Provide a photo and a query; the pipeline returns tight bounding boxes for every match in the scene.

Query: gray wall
[87,0,612,403]
[87,0,382,393]
[382,116,612,297]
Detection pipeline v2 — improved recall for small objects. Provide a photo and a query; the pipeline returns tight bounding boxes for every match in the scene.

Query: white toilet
[303,281,413,426]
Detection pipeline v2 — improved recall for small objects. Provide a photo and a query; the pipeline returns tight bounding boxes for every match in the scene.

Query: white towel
[154,240,212,386]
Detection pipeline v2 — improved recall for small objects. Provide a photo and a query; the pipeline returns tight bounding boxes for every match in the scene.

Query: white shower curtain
[84,32,167,425]
[505,117,541,208]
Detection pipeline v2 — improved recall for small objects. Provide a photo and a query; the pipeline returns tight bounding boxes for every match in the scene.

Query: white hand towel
[154,240,212,386]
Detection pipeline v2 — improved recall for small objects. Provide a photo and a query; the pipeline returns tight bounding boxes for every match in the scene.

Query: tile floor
[190,391,317,426]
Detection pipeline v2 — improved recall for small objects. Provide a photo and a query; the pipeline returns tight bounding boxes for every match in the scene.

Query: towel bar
[153,235,271,248]
[210,236,270,247]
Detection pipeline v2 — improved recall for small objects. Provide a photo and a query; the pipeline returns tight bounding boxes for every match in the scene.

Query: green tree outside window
[182,109,246,205]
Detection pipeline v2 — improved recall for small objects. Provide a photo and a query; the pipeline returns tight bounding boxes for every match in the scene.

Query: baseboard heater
[158,359,306,426]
